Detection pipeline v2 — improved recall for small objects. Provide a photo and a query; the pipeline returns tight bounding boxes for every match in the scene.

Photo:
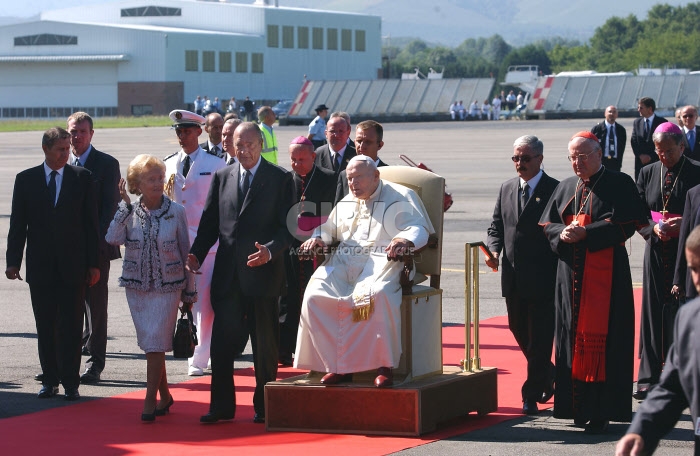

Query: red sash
[564,213,614,382]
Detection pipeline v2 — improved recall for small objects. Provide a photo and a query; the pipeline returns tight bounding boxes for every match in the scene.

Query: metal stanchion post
[461,241,490,372]
[472,246,481,370]
[462,243,473,372]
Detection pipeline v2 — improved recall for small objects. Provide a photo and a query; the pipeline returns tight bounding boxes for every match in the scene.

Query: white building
[0,0,381,118]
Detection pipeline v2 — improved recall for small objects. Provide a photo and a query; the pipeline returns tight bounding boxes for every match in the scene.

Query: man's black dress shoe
[34,373,44,382]
[522,400,539,415]
[38,385,59,398]
[253,412,265,424]
[141,411,156,422]
[80,368,100,384]
[584,419,609,434]
[278,353,293,367]
[633,388,648,400]
[64,387,80,401]
[200,412,234,424]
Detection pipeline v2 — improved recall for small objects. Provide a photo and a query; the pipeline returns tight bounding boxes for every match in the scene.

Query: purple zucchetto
[290,136,313,146]
[654,122,683,135]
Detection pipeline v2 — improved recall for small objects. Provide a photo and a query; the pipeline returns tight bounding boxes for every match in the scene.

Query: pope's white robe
[294,180,434,374]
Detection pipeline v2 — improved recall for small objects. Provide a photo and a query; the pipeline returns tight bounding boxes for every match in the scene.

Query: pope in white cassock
[294,156,434,387]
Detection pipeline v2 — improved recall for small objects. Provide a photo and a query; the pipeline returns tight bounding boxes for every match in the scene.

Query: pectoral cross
[660,209,668,220]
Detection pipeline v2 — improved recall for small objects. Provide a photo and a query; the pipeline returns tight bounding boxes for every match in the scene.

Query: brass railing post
[462,243,472,372]
[461,241,490,372]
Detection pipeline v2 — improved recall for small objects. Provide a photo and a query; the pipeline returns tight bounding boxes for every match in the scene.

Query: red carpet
[1,289,643,455]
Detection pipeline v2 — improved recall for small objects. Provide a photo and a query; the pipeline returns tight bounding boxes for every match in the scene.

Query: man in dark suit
[681,105,700,161]
[616,225,700,455]
[674,184,700,301]
[67,112,121,385]
[314,113,356,178]
[187,122,295,424]
[486,135,559,415]
[335,120,388,204]
[221,118,241,166]
[278,136,336,366]
[200,112,225,158]
[631,97,668,180]
[6,127,100,401]
[591,105,627,173]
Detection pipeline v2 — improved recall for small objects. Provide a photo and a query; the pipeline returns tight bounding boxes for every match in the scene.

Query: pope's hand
[386,238,414,261]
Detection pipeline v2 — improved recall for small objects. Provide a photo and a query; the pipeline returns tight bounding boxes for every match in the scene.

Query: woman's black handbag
[173,308,198,359]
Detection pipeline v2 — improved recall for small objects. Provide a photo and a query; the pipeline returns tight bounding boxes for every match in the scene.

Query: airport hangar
[0,0,381,118]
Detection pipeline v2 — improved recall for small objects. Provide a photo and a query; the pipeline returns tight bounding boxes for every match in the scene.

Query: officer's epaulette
[164,152,178,161]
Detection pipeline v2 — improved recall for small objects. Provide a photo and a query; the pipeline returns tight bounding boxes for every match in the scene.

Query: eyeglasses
[567,151,595,162]
[511,155,537,163]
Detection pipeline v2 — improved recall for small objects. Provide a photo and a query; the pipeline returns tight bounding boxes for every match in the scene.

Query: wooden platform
[265,366,498,436]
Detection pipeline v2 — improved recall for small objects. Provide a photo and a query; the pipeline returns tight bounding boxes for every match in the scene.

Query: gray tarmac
[0,118,693,454]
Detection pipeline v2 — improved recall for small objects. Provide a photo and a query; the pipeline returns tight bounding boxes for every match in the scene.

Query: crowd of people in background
[449,90,526,121]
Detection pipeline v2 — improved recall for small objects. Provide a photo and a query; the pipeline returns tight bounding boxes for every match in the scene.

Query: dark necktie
[212,145,219,157]
[331,153,339,171]
[48,170,57,207]
[645,118,651,139]
[73,158,82,167]
[688,129,696,153]
[608,125,615,157]
[520,183,530,215]
[238,169,250,209]
[183,155,191,178]
[227,156,236,166]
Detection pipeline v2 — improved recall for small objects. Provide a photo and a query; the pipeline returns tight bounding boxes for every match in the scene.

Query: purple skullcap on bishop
[290,136,313,146]
[654,122,683,135]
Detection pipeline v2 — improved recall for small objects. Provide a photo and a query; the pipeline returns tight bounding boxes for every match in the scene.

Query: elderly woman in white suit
[106,154,196,422]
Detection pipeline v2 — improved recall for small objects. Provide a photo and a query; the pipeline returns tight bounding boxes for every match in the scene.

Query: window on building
[132,105,153,116]
[355,30,366,52]
[267,24,279,48]
[282,25,294,49]
[298,26,309,49]
[14,34,77,46]
[236,52,247,73]
[203,51,215,72]
[121,6,181,16]
[341,29,352,51]
[185,50,198,71]
[252,53,264,73]
[327,28,338,50]
[219,51,231,72]
[312,27,323,50]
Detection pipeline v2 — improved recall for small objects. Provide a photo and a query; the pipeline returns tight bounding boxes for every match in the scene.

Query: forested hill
[382,3,700,83]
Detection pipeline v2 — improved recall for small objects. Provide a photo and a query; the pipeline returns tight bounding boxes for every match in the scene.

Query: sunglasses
[511,155,537,163]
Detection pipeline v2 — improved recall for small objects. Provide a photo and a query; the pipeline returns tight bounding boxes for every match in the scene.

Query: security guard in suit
[164,109,226,376]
